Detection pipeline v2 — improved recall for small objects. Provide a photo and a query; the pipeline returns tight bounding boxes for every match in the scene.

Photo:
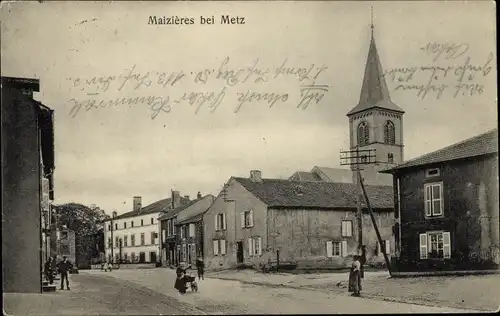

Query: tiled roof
[312,166,353,183]
[177,213,204,225]
[158,198,203,221]
[346,34,404,116]
[382,128,498,173]
[111,196,189,221]
[289,171,322,181]
[234,177,393,209]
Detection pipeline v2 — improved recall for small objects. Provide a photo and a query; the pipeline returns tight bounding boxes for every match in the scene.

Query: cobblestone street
[209,269,500,312]
[94,268,481,314]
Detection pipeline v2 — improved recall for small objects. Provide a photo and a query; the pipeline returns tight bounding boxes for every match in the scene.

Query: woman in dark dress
[348,255,362,296]
[174,264,187,294]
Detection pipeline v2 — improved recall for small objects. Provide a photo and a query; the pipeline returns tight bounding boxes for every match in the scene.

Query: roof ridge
[400,128,498,166]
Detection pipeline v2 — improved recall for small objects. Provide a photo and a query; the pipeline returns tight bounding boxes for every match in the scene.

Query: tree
[53,203,110,267]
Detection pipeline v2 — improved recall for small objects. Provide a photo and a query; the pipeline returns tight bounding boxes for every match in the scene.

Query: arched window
[384,120,396,145]
[357,122,369,146]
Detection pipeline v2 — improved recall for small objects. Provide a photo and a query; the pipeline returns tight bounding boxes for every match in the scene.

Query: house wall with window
[267,208,394,269]
[203,178,268,271]
[104,212,160,264]
[394,154,499,272]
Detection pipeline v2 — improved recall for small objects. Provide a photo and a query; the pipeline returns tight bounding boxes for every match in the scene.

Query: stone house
[203,170,394,271]
[381,128,499,275]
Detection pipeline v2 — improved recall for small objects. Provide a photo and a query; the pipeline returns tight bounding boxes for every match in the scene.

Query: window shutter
[222,213,227,230]
[341,240,348,257]
[385,240,391,255]
[257,237,262,255]
[189,224,195,237]
[221,240,227,255]
[443,232,451,259]
[326,241,333,258]
[424,185,432,216]
[215,214,219,231]
[419,233,428,259]
[241,212,246,228]
[248,238,253,257]
[249,210,254,227]
[162,230,166,243]
[213,240,219,255]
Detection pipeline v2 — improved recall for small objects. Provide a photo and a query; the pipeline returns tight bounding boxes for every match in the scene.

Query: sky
[1,1,497,216]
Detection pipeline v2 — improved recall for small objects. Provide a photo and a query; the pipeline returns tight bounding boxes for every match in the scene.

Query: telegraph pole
[355,147,363,254]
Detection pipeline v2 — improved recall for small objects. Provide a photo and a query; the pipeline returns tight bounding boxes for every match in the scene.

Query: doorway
[150,251,157,263]
[237,241,244,263]
[139,252,145,263]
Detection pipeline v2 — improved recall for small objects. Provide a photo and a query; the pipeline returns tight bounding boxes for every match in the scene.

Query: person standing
[195,256,205,280]
[44,257,54,284]
[348,255,362,297]
[58,256,72,290]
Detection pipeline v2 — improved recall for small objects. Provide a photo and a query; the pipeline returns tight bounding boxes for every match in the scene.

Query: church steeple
[346,10,404,117]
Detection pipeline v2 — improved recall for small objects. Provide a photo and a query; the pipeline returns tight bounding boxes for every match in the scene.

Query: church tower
[346,19,405,186]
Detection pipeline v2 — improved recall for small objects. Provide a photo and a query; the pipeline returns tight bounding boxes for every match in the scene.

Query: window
[189,223,195,237]
[357,121,370,146]
[376,240,391,255]
[150,232,155,245]
[241,210,254,228]
[360,154,368,164]
[426,168,440,177]
[141,219,144,226]
[131,221,134,228]
[162,229,166,243]
[115,223,118,230]
[124,236,128,247]
[173,219,177,234]
[215,213,226,231]
[124,253,128,261]
[424,182,443,217]
[124,222,127,229]
[388,153,394,163]
[419,232,451,259]
[140,233,145,245]
[247,237,262,256]
[151,218,154,225]
[213,240,227,256]
[167,220,172,236]
[115,237,119,248]
[326,241,342,257]
[131,234,136,246]
[181,225,186,239]
[108,224,111,231]
[108,237,112,248]
[341,220,353,237]
[182,244,187,261]
[384,120,396,145]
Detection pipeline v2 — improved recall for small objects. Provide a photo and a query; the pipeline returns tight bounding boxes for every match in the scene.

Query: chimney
[197,191,202,199]
[133,196,142,212]
[250,170,262,182]
[112,211,117,218]
[171,190,181,209]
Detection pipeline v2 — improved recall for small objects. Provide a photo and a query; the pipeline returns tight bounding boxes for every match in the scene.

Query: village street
[77,269,483,314]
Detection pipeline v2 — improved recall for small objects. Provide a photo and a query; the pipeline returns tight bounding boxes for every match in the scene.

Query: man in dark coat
[58,256,72,290]
[195,256,205,280]
[44,257,54,284]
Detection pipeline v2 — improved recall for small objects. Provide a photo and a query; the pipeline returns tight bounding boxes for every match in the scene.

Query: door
[237,241,244,263]
[139,252,145,263]
[150,251,157,263]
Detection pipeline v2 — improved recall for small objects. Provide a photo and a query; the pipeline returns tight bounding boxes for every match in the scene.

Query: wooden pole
[356,147,363,254]
[358,170,392,275]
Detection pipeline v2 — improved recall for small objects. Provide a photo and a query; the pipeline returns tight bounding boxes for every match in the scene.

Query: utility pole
[355,147,363,254]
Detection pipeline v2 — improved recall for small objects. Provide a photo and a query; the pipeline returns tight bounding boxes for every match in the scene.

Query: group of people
[174,256,205,294]
[44,256,73,290]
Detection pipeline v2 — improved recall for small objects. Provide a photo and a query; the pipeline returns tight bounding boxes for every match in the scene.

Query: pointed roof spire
[347,8,404,117]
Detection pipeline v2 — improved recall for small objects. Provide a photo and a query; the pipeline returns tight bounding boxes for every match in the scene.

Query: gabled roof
[346,31,404,116]
[177,213,204,225]
[158,195,212,221]
[311,166,353,183]
[233,177,393,209]
[288,171,322,181]
[110,196,189,221]
[382,128,498,173]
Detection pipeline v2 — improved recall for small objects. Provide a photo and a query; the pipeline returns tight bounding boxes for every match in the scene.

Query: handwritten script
[383,42,494,100]
[67,57,329,119]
